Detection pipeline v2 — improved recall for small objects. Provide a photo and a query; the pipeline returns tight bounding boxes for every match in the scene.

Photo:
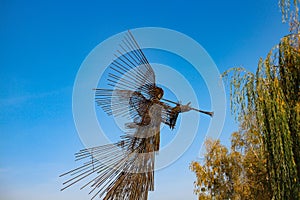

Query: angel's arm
[161,102,192,129]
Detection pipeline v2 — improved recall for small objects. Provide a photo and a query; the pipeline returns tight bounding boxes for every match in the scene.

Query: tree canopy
[190,115,270,200]
[191,1,299,199]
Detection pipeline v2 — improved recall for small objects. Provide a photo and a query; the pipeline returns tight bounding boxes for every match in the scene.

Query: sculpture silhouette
[60,30,213,200]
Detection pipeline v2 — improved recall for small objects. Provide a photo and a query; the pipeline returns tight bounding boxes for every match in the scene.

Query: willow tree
[191,1,299,199]
[280,0,299,33]
[222,1,300,198]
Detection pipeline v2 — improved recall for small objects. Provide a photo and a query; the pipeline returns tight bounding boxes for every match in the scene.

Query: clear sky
[0,0,288,199]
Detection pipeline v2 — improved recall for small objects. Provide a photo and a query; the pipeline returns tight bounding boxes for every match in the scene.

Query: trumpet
[161,98,214,117]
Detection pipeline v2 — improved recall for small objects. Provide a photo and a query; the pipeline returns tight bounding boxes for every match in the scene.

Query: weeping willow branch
[279,0,300,33]
[223,34,300,200]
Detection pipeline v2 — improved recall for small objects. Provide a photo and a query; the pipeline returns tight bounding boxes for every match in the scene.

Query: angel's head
[150,86,164,100]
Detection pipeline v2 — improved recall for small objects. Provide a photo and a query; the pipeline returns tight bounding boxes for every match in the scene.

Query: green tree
[221,0,300,198]
[223,34,300,200]
[192,1,299,199]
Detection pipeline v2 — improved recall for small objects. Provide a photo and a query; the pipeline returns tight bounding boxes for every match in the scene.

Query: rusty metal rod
[161,98,214,117]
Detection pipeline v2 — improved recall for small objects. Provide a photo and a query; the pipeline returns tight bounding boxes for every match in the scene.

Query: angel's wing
[161,103,181,129]
[95,89,150,124]
[95,30,156,122]
[108,30,155,94]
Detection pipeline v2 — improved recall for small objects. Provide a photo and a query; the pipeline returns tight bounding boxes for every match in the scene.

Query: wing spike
[127,30,154,79]
[121,35,155,83]
[114,50,152,86]
[111,55,148,83]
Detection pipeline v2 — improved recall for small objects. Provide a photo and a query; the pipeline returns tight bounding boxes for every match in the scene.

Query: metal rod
[161,98,214,117]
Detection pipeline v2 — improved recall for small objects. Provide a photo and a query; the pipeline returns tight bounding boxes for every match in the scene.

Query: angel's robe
[103,91,182,199]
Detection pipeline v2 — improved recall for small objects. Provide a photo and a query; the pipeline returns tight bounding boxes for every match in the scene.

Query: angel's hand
[180,102,192,112]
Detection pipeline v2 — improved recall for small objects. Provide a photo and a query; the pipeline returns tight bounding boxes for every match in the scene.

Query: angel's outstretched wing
[60,142,155,200]
[95,89,151,127]
[95,30,157,124]
[109,30,156,92]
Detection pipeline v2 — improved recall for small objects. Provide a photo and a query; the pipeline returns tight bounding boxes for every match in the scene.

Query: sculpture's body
[60,30,212,200]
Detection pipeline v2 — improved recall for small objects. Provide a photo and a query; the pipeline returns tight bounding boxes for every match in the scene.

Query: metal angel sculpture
[60,30,213,200]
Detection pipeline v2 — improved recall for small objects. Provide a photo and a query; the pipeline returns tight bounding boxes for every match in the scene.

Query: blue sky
[0,0,288,199]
